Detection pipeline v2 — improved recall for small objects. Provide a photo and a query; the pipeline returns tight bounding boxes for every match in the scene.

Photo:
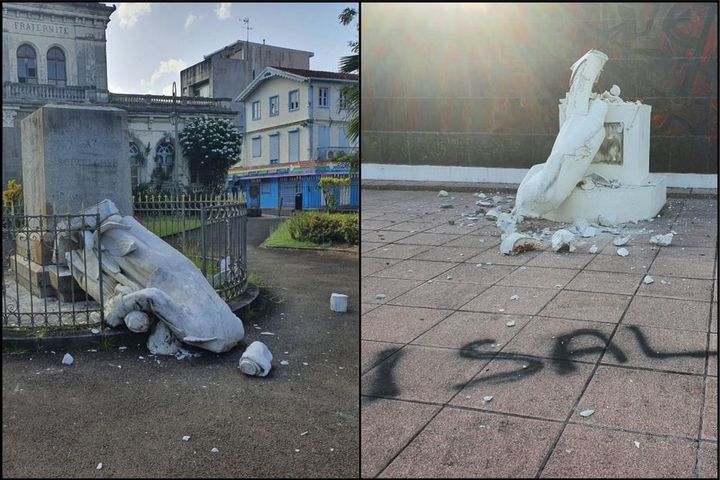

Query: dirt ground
[2,217,359,478]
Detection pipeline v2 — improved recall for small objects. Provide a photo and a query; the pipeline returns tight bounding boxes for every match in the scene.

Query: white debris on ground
[634,441,640,449]
[211,448,220,453]
[551,229,576,252]
[375,294,386,300]
[510,294,520,300]
[238,341,273,377]
[589,245,599,253]
[182,435,191,441]
[616,248,629,257]
[506,320,516,327]
[612,235,631,246]
[650,233,673,246]
[579,409,595,417]
[643,275,654,284]
[96,463,103,470]
[483,396,493,402]
[438,190,449,197]
[62,353,74,365]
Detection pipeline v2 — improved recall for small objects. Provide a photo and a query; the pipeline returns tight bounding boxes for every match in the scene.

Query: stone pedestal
[547,101,665,223]
[21,104,133,217]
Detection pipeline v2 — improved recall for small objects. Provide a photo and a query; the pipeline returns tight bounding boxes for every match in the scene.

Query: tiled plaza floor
[361,188,718,478]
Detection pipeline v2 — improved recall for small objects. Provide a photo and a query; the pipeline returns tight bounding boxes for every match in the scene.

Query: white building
[228,66,358,210]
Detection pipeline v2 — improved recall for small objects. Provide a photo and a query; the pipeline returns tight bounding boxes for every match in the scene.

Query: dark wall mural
[362,3,718,174]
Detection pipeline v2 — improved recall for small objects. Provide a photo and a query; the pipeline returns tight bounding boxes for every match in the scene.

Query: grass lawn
[137,216,202,237]
[262,220,331,249]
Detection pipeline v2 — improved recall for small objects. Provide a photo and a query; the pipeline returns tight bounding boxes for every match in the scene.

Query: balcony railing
[108,93,233,111]
[316,146,358,161]
[3,82,90,102]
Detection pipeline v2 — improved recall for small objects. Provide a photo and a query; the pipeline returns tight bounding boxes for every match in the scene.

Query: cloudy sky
[105,3,358,95]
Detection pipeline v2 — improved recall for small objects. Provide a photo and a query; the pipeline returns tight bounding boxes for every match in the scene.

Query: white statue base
[544,177,666,224]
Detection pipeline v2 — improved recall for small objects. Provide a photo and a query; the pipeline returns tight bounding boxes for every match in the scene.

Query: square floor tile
[468,248,540,266]
[424,223,482,235]
[452,356,594,421]
[650,248,716,279]
[384,221,440,232]
[498,266,578,289]
[362,258,400,277]
[541,424,697,478]
[574,365,704,437]
[702,377,717,440]
[503,317,616,364]
[389,281,485,310]
[362,277,423,304]
[362,219,397,230]
[362,230,414,243]
[585,249,658,274]
[601,325,708,374]
[361,398,440,478]
[636,276,714,302]
[412,311,531,350]
[394,232,462,246]
[362,303,379,315]
[380,408,562,478]
[363,243,433,260]
[443,235,499,249]
[526,251,594,269]
[539,290,631,323]
[371,259,456,281]
[435,263,515,285]
[566,271,643,295]
[622,296,711,332]
[361,345,487,404]
[362,241,386,254]
[361,341,402,374]
[362,305,452,343]
[697,442,718,478]
[711,303,717,333]
[412,246,485,262]
[461,285,558,315]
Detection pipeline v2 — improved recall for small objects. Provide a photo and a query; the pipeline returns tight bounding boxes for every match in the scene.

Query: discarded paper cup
[330,293,348,312]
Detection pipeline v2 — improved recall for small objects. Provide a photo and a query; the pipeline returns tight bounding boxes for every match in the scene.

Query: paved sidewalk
[361,189,718,478]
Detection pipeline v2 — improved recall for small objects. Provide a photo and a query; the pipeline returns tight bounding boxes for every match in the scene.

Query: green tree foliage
[339,7,358,173]
[179,115,242,188]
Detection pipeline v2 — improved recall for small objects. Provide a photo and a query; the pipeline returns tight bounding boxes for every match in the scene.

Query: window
[129,143,141,186]
[288,90,299,111]
[17,44,37,84]
[252,136,262,157]
[47,47,66,86]
[252,101,261,120]
[318,87,329,107]
[155,142,174,167]
[338,89,348,110]
[269,96,279,116]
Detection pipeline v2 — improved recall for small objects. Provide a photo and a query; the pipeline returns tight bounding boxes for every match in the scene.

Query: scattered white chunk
[62,353,74,366]
[506,320,516,327]
[90,328,100,335]
[211,448,219,453]
[375,294,386,300]
[643,275,654,284]
[182,435,191,441]
[280,360,289,366]
[551,229,576,253]
[616,248,629,257]
[483,396,493,402]
[634,441,640,449]
[259,332,275,336]
[579,409,595,417]
[510,294,519,301]
[612,236,631,246]
[649,233,673,246]
[589,245,598,253]
[96,463,103,470]
[438,190,449,197]
[300,431,309,436]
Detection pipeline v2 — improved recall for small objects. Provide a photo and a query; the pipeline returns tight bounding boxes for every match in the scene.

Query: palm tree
[339,8,359,172]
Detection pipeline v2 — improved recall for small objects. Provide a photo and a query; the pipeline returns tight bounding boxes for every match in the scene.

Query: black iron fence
[2,212,104,330]
[2,194,248,331]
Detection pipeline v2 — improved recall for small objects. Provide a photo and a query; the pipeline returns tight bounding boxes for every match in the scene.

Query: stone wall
[362,3,718,174]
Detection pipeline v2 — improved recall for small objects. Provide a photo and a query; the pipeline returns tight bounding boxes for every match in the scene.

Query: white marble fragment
[579,409,595,417]
[616,248,629,257]
[239,341,273,377]
[499,233,542,256]
[649,233,673,246]
[485,208,500,220]
[483,396,493,402]
[96,463,103,470]
[438,190,449,197]
[182,435,191,441]
[613,236,631,246]
[643,275,654,284]
[551,229,576,252]
[62,353,74,365]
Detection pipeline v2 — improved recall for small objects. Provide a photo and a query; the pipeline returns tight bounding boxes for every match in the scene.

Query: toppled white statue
[62,199,245,355]
[514,50,610,219]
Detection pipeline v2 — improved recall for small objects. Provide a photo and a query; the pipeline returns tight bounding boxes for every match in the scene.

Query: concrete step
[47,266,90,303]
[8,254,52,287]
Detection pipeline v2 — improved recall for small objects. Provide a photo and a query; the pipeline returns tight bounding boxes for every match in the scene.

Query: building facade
[228,67,358,210]
[2,2,237,191]
[180,40,313,129]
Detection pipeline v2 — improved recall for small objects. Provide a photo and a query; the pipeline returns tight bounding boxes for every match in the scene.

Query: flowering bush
[179,115,242,187]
